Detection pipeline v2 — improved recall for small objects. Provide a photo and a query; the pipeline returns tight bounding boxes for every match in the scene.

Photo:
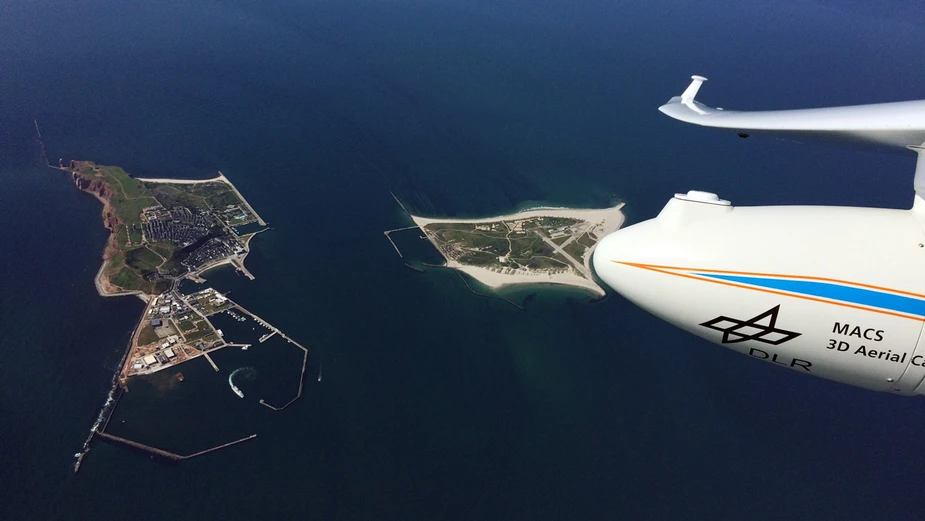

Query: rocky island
[59,161,308,470]
[65,161,265,297]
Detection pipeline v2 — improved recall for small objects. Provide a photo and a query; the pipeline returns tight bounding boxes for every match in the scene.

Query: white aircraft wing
[660,75,925,196]
[659,75,925,149]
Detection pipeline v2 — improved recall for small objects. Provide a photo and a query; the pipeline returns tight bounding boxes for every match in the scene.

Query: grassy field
[92,164,159,231]
[178,319,197,333]
[71,162,258,295]
[144,184,207,210]
[110,266,154,293]
[148,241,175,259]
[183,321,212,342]
[427,219,576,270]
[136,324,160,346]
[187,181,246,209]
[125,246,162,274]
[563,240,589,263]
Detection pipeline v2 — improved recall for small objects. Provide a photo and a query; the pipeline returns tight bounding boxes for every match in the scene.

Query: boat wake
[229,367,257,398]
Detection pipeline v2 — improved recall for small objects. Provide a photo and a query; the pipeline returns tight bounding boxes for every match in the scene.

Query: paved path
[534,231,587,276]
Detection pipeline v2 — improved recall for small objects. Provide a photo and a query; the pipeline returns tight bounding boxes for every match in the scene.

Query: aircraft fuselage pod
[592,76,925,395]
[593,191,925,395]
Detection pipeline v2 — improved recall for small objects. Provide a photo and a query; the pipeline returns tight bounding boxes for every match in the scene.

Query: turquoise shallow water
[4,1,925,519]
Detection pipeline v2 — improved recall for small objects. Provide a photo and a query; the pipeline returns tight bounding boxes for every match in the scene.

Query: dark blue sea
[3,1,925,519]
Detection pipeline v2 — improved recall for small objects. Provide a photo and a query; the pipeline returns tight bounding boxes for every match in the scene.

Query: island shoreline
[408,202,625,296]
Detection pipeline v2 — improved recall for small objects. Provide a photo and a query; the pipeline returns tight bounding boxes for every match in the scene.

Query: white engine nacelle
[593,191,925,395]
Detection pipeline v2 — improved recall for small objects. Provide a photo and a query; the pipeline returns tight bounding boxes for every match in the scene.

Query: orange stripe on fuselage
[612,261,924,322]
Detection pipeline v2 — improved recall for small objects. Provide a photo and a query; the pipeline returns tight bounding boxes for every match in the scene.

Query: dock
[232,302,310,411]
[383,225,418,258]
[203,352,219,372]
[232,259,255,280]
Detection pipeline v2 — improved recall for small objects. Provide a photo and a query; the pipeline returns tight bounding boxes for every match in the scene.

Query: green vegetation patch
[148,242,175,259]
[187,181,245,209]
[458,251,500,267]
[425,223,477,233]
[178,320,197,333]
[145,184,208,210]
[183,323,212,342]
[153,280,172,294]
[90,165,159,226]
[125,246,162,273]
[563,241,589,263]
[110,266,153,293]
[522,256,570,270]
[137,324,160,346]
[115,224,130,250]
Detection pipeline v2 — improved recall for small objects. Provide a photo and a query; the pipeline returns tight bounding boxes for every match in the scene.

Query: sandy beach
[134,175,224,184]
[136,171,267,226]
[410,203,625,231]
[453,263,606,296]
[411,203,625,296]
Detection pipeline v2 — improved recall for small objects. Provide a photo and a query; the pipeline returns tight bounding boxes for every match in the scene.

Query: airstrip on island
[407,204,626,297]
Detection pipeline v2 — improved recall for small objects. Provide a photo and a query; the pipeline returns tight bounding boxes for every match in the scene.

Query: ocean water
[4,1,925,519]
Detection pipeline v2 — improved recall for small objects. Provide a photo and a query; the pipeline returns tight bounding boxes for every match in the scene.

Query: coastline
[133,175,222,184]
[410,203,625,228]
[92,258,148,301]
[137,171,267,226]
[452,262,606,296]
[410,203,625,296]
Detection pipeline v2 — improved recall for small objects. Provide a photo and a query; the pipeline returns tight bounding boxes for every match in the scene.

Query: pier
[404,262,424,273]
[381,193,523,308]
[383,225,418,258]
[94,430,257,461]
[232,259,255,280]
[204,352,220,372]
[232,303,310,411]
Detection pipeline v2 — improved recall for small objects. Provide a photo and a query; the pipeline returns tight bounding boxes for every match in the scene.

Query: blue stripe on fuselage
[694,273,925,317]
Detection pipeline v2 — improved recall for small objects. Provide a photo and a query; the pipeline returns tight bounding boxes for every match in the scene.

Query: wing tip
[680,75,709,103]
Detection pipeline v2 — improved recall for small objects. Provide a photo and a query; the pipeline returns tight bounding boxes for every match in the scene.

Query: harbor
[76,282,311,470]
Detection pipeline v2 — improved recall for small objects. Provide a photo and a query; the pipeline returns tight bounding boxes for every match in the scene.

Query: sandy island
[411,203,625,296]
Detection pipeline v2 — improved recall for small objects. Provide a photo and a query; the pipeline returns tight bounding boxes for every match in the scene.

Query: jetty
[383,225,418,258]
[94,430,257,460]
[233,303,310,411]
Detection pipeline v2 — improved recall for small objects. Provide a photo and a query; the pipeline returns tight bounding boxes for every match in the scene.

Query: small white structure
[143,355,158,365]
[164,348,176,358]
